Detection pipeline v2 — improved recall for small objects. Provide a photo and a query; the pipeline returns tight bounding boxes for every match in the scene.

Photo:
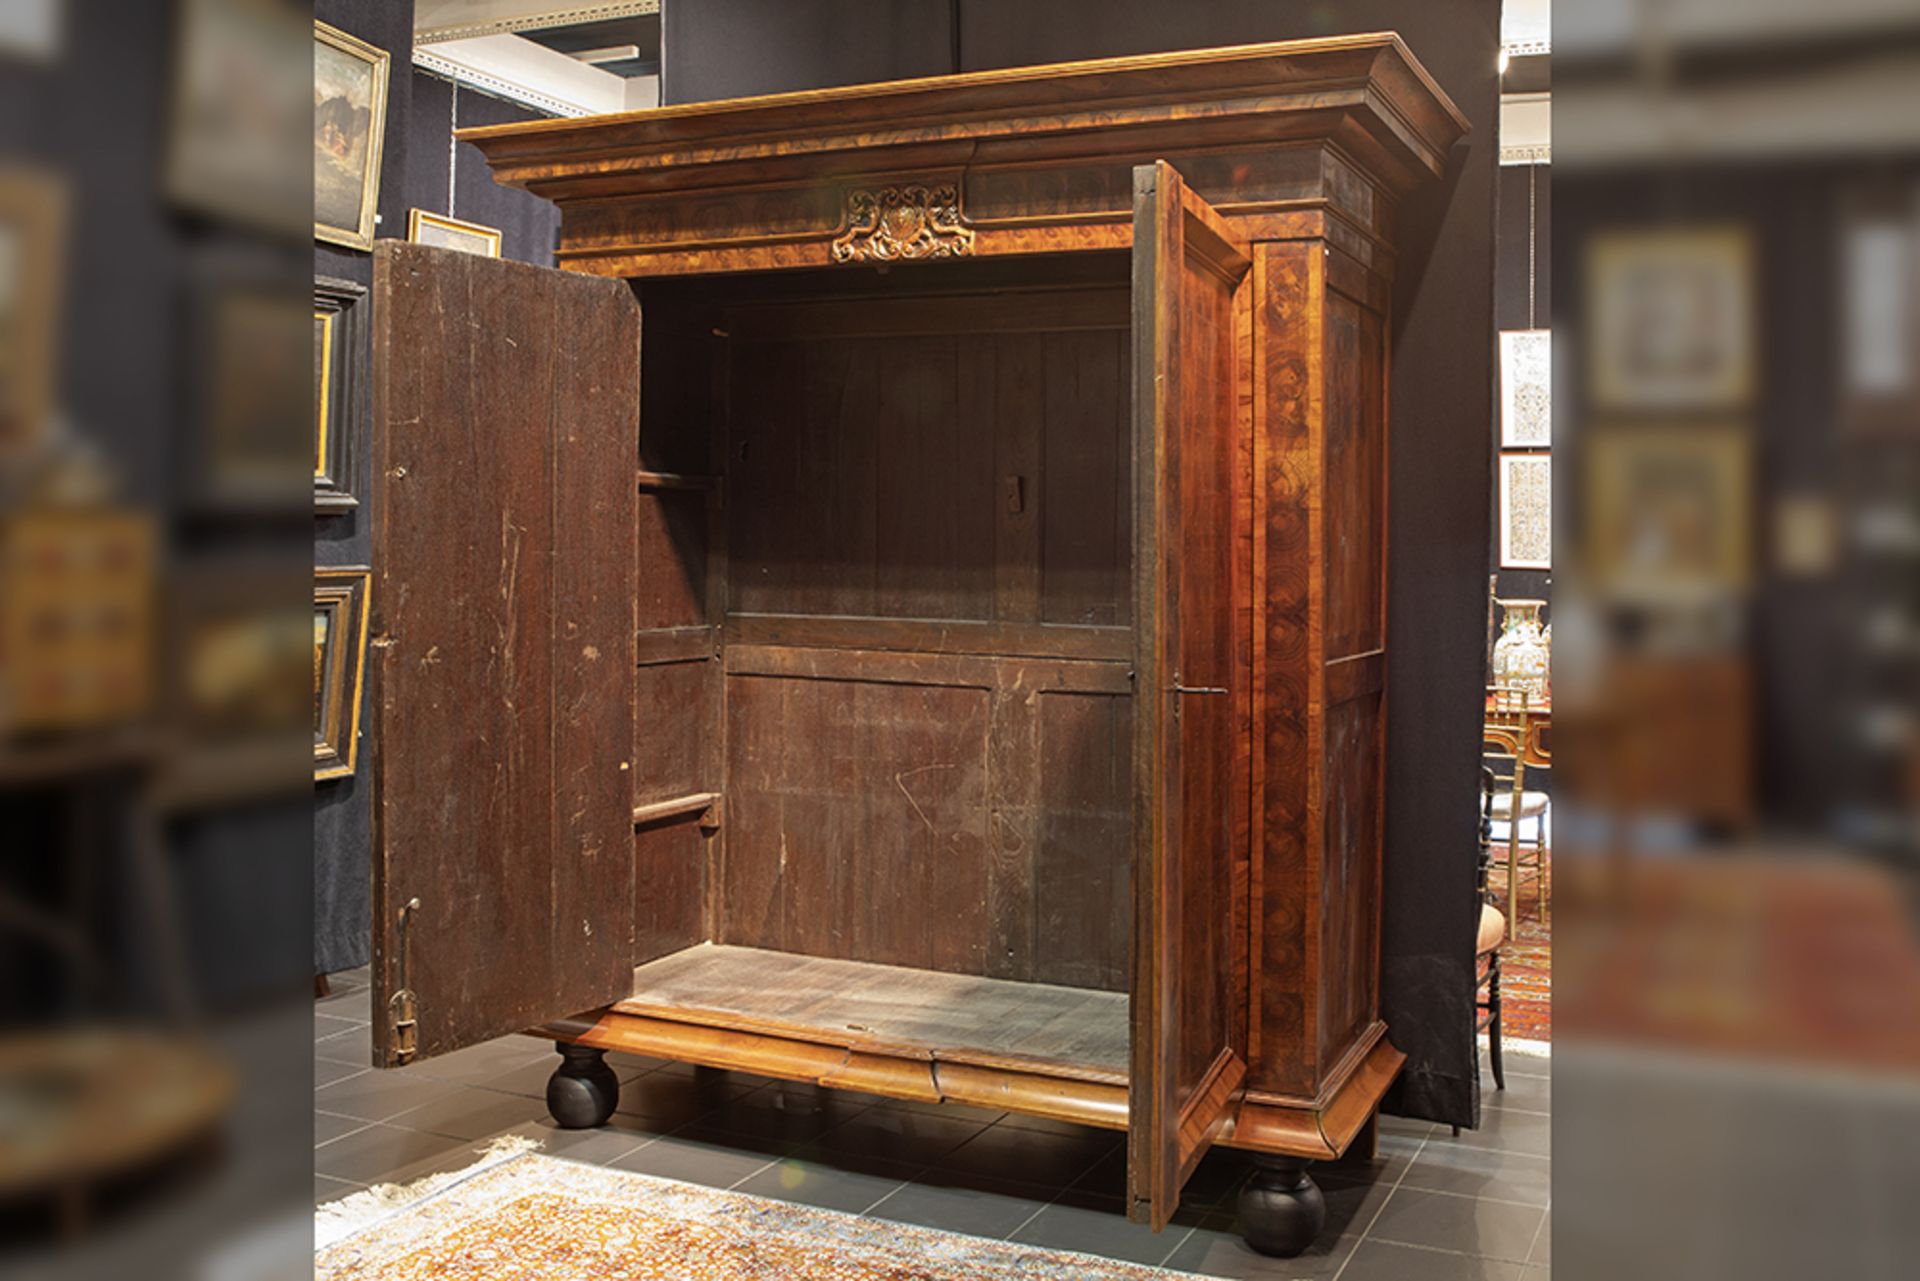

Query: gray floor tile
[315,1058,369,1090]
[315,1110,372,1146]
[315,989,371,1024]
[315,1174,363,1206]
[385,1083,549,1142]
[812,1104,990,1167]
[315,1025,369,1066]
[1163,1218,1361,1281]
[1529,1211,1550,1265]
[1379,1112,1438,1139]
[491,1115,661,1166]
[1366,1188,1547,1264]
[1008,1197,1187,1266]
[934,1120,1119,1189]
[402,1037,551,1088]
[1339,1240,1526,1281]
[1399,1141,1553,1207]
[609,1067,758,1126]
[1320,1132,1422,1189]
[1519,1268,1549,1280]
[315,1066,459,1124]
[1483,1068,1551,1114]
[312,1122,475,1185]
[865,1174,1054,1240]
[315,1012,364,1040]
[608,1131,783,1190]
[1451,1106,1550,1156]
[685,1081,873,1145]
[734,1154,910,1215]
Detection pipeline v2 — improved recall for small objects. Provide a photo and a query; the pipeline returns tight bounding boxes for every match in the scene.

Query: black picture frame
[314,274,366,514]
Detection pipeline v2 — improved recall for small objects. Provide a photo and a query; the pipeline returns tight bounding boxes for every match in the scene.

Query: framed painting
[1499,329,1551,447]
[1586,424,1752,600]
[0,166,67,448]
[314,275,366,512]
[182,260,310,516]
[165,0,307,233]
[407,208,502,258]
[1588,227,1755,413]
[1499,451,1552,570]
[159,558,312,808]
[314,20,389,250]
[314,567,371,781]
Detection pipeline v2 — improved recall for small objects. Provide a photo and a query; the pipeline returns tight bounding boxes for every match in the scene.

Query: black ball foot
[546,1043,619,1129]
[1238,1155,1325,1257]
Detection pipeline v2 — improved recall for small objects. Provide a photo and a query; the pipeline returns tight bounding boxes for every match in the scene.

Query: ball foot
[546,1042,619,1129]
[1237,1155,1325,1257]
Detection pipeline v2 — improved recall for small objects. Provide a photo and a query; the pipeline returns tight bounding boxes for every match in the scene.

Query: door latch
[388,896,421,1065]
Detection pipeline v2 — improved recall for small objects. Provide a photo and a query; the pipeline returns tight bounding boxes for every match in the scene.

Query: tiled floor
[316,968,1549,1279]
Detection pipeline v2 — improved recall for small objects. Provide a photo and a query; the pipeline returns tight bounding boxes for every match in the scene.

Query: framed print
[1499,329,1551,447]
[1587,424,1752,600]
[407,208,502,258]
[183,259,310,515]
[0,166,67,447]
[165,0,307,233]
[1836,190,1920,434]
[1499,452,1552,570]
[314,275,366,512]
[1588,227,1755,413]
[314,567,371,781]
[314,20,389,250]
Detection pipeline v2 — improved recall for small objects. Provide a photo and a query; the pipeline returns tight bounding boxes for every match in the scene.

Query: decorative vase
[1492,599,1550,700]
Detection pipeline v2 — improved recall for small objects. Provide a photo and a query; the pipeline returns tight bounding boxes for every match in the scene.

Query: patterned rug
[315,1146,1212,1280]
[1493,851,1552,1043]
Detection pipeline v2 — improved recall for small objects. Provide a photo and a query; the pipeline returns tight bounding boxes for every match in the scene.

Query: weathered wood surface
[1127,163,1254,1230]
[368,241,639,1065]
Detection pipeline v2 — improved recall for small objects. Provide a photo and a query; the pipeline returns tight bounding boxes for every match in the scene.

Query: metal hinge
[389,896,421,1065]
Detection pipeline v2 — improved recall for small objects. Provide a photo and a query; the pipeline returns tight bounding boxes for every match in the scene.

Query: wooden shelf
[637,470,718,491]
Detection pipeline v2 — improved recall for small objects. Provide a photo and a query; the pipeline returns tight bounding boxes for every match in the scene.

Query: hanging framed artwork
[314,20,390,250]
[1588,226,1755,413]
[1499,329,1551,447]
[166,0,307,233]
[314,567,371,781]
[314,275,366,512]
[407,209,502,258]
[1586,424,1752,600]
[181,258,310,516]
[0,166,67,447]
[1499,451,1552,570]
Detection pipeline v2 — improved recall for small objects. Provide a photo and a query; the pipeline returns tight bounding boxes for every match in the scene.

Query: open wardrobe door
[1127,161,1254,1229]
[366,242,640,1067]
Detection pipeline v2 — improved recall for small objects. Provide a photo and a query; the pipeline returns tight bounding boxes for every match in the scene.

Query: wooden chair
[1485,685,1548,940]
[1475,766,1506,1093]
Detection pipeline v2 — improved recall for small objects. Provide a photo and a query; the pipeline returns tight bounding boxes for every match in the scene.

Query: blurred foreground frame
[0,0,313,1273]
[1553,3,1920,1280]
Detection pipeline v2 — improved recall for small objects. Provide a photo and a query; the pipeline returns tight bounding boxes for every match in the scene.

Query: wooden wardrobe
[363,33,1465,1253]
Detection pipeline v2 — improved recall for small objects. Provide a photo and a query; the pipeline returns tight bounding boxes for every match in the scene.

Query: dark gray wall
[665,0,1499,1126]
[314,0,560,975]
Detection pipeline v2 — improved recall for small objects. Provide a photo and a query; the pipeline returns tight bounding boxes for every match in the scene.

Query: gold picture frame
[314,307,333,480]
[407,208,503,258]
[0,166,67,447]
[314,567,371,781]
[1588,226,1755,414]
[1587,424,1752,601]
[314,21,389,251]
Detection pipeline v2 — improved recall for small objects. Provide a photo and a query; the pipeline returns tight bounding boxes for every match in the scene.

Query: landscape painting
[313,21,387,250]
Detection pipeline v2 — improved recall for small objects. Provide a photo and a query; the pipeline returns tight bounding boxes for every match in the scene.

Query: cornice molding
[416,1,659,46]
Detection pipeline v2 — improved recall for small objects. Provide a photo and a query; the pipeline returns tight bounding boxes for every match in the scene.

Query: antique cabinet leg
[546,1043,619,1129]
[1238,1155,1326,1257]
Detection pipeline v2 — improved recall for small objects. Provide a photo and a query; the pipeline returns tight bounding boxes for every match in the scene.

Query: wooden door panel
[1128,162,1253,1229]
[369,242,639,1066]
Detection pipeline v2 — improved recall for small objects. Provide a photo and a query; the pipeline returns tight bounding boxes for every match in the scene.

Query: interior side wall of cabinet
[631,267,1139,992]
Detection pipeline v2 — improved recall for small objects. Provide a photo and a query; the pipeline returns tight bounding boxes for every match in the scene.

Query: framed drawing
[1499,329,1551,447]
[1588,227,1754,413]
[165,0,307,233]
[1836,191,1920,434]
[314,567,371,781]
[1499,451,1551,570]
[407,209,502,258]
[314,20,389,250]
[183,260,309,515]
[1587,424,1751,600]
[314,275,366,512]
[0,166,67,447]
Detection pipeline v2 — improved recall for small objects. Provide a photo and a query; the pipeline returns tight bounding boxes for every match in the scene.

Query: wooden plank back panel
[369,241,638,1065]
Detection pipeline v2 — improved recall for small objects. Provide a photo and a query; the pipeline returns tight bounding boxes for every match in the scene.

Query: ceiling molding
[417,1,659,46]
[1503,39,1552,58]
[414,44,592,118]
[1501,143,1552,166]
